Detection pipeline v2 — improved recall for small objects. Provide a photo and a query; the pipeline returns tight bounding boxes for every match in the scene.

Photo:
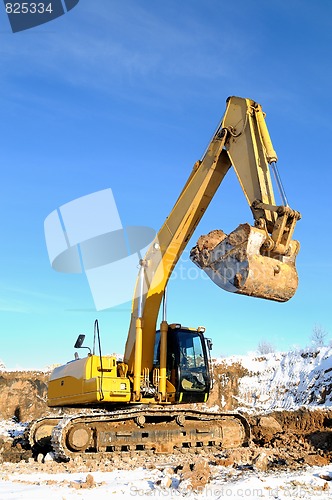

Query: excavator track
[27,408,109,452]
[27,415,62,451]
[49,407,250,461]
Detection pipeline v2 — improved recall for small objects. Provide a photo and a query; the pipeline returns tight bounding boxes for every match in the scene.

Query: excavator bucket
[190,223,299,302]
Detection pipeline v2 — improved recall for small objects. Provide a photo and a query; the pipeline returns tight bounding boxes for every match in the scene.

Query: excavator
[29,96,300,460]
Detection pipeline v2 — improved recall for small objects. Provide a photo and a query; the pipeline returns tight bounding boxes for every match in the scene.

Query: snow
[0,419,27,439]
[0,464,331,499]
[217,346,332,412]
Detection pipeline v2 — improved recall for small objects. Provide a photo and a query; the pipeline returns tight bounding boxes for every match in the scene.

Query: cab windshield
[177,330,207,392]
[153,328,209,394]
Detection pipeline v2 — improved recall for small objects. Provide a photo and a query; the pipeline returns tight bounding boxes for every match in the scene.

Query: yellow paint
[254,103,278,163]
[133,317,143,400]
[47,355,131,407]
[159,320,168,399]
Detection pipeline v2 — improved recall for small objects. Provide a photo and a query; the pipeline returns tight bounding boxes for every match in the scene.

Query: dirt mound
[0,371,51,421]
[209,361,249,410]
[270,408,332,433]
[249,408,332,449]
[178,459,211,491]
[0,436,32,463]
[246,409,332,469]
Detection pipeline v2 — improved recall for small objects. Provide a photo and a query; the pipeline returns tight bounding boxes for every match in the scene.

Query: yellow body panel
[48,355,131,407]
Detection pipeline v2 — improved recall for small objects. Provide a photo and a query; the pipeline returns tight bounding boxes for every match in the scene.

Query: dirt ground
[0,369,332,479]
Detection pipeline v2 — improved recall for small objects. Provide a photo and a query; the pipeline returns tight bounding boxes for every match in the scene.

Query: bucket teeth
[190,223,299,302]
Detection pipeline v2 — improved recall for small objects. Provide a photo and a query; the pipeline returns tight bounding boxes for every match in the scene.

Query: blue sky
[0,1,331,368]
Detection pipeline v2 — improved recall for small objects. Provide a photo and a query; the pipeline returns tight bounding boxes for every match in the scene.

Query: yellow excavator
[29,96,300,460]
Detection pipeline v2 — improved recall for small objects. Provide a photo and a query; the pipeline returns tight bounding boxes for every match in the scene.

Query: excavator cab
[153,324,211,403]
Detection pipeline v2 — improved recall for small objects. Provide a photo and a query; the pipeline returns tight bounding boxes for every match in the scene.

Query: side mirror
[74,334,86,349]
[206,339,213,351]
[74,334,91,354]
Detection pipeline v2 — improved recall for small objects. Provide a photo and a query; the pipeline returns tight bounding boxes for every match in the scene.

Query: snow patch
[217,346,332,412]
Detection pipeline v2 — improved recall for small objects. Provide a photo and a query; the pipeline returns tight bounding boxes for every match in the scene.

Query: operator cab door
[154,326,211,403]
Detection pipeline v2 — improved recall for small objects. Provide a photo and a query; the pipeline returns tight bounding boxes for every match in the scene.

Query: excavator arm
[124,96,300,394]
